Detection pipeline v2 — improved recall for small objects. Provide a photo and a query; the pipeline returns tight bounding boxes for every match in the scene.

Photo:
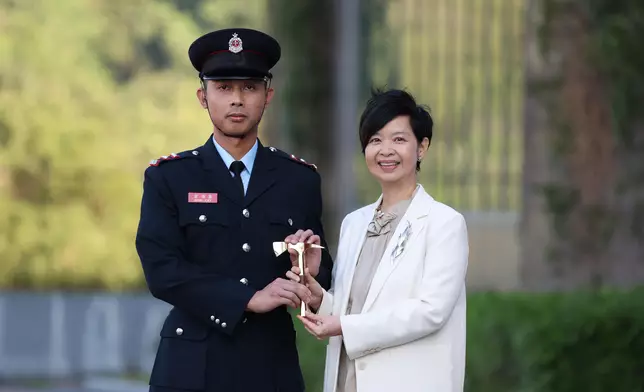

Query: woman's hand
[286,266,323,311]
[297,311,342,339]
[283,229,322,277]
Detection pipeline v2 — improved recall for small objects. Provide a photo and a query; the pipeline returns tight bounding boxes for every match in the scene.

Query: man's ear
[196,87,207,108]
[264,87,275,106]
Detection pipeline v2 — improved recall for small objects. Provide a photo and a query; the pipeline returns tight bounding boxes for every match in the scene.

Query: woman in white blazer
[285,89,469,392]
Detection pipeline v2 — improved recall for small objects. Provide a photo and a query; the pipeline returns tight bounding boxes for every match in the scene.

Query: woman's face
[364,115,428,187]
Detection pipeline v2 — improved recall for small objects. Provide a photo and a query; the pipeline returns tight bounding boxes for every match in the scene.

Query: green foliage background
[0,0,267,290]
[0,0,524,291]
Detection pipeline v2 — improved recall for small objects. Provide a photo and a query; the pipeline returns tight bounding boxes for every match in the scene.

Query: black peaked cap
[188,28,281,80]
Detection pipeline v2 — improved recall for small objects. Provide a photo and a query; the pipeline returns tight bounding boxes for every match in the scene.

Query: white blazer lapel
[337,197,380,315]
[361,186,433,312]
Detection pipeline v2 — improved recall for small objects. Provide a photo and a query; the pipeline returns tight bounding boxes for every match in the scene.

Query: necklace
[375,204,384,218]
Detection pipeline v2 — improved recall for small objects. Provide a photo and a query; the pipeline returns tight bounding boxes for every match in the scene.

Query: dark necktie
[229,160,245,197]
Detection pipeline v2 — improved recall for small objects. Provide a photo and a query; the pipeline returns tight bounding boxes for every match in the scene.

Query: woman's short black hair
[358,88,433,170]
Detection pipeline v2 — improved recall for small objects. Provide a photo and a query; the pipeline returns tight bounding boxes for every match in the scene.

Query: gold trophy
[273,241,324,316]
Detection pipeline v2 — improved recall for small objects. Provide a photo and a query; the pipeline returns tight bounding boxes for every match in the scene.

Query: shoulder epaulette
[267,146,318,171]
[148,150,196,167]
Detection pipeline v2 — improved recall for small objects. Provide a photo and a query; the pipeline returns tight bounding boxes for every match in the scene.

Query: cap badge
[228,33,243,54]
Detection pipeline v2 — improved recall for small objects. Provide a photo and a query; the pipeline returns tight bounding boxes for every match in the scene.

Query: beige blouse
[336,196,413,392]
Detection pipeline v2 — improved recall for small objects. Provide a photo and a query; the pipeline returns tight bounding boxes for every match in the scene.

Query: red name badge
[188,193,218,203]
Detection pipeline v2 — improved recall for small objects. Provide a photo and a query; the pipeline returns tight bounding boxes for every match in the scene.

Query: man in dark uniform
[135,28,334,392]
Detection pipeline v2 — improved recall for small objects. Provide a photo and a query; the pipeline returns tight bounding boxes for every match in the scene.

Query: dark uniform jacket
[135,137,334,392]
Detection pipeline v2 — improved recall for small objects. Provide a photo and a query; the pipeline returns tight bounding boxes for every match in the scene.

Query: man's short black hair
[358,88,433,170]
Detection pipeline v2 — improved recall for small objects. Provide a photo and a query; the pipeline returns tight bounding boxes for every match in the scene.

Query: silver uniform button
[192,150,199,155]
[199,215,207,222]
[242,243,251,252]
[210,315,215,321]
[242,209,250,218]
[215,318,220,324]
[288,218,293,226]
[176,328,183,336]
[240,278,248,285]
[269,147,276,152]
[221,322,227,328]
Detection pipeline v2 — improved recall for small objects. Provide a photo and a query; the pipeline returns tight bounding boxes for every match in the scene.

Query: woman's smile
[377,159,400,172]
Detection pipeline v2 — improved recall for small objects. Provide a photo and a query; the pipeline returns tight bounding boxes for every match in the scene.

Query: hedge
[294,288,644,392]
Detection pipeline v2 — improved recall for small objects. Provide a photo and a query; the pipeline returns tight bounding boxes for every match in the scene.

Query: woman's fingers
[298,315,322,336]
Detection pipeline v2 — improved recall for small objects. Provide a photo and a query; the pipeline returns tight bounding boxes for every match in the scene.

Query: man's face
[197,79,274,138]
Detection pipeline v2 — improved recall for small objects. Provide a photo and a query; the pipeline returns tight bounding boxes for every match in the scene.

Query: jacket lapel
[361,185,433,312]
[244,142,277,206]
[337,197,381,316]
[199,137,243,206]
[199,138,277,207]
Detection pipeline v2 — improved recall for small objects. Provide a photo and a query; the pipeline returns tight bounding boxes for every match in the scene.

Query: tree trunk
[520,0,644,290]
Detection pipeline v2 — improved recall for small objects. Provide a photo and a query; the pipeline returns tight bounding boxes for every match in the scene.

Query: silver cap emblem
[228,33,243,53]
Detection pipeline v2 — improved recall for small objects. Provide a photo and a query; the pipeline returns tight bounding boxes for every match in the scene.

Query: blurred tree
[0,0,266,290]
[158,0,266,31]
[267,0,388,248]
[267,1,340,242]
[354,0,525,212]
[0,0,528,290]
[521,0,644,290]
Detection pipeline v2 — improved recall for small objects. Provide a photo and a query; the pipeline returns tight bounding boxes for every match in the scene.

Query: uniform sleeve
[135,167,256,336]
[307,173,334,291]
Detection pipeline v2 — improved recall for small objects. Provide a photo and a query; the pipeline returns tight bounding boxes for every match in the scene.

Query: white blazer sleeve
[340,213,469,360]
[316,290,334,316]
[313,214,350,316]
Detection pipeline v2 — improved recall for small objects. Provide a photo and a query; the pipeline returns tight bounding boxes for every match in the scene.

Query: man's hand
[246,278,312,313]
[284,229,322,277]
[297,311,342,340]
[286,266,323,311]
